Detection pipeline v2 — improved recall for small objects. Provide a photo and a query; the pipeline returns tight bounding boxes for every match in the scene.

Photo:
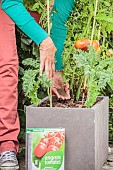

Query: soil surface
[40,96,103,108]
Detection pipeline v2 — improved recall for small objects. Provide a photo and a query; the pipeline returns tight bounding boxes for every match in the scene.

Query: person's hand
[52,71,70,100]
[50,0,54,10]
[39,37,56,79]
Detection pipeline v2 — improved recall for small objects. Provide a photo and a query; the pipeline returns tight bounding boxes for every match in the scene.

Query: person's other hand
[52,71,70,100]
[39,37,56,79]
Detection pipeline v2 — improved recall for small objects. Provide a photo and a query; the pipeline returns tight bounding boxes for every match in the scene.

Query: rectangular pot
[26,96,109,170]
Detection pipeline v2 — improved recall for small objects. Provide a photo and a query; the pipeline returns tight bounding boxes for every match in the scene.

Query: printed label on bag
[26,128,65,170]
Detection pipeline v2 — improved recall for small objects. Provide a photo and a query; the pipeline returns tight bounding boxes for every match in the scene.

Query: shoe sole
[0,165,19,170]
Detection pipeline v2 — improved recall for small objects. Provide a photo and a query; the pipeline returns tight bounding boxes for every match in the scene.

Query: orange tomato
[74,39,100,52]
[74,39,91,51]
[92,40,99,51]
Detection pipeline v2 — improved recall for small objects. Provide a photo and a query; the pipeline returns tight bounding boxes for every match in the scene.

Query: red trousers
[0,9,20,154]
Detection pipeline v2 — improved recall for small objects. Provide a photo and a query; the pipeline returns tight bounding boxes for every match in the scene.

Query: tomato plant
[62,0,113,141]
[63,0,113,105]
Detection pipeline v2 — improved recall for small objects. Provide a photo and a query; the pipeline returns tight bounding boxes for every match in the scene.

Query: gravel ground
[101,146,113,170]
[18,144,25,170]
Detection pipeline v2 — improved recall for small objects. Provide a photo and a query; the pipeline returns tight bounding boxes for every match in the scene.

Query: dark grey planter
[26,96,109,170]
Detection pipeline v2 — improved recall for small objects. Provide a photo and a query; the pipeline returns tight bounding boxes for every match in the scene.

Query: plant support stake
[90,0,99,44]
[82,0,99,106]
[47,0,52,107]
[47,0,50,35]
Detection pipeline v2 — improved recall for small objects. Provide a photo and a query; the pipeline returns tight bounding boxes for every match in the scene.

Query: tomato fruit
[74,39,91,51]
[55,132,65,142]
[46,145,59,153]
[54,132,61,138]
[60,134,65,141]
[46,132,55,140]
[34,142,47,158]
[74,39,100,52]
[40,137,49,146]
[49,137,62,148]
[55,140,62,148]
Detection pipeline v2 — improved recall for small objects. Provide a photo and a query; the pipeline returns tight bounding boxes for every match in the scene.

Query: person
[0,0,75,169]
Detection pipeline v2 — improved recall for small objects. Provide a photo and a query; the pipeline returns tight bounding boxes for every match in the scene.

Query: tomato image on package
[26,128,65,170]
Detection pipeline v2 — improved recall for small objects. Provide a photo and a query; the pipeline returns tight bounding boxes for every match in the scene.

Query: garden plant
[17,0,113,144]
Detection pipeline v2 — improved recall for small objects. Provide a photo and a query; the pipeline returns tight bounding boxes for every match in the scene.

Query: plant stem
[70,66,76,95]
[102,36,105,47]
[83,15,92,37]
[76,76,84,101]
[98,24,101,40]
[82,76,87,106]
[48,87,52,108]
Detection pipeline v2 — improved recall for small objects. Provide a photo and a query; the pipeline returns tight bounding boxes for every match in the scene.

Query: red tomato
[74,39,91,51]
[40,137,49,146]
[34,142,47,158]
[49,137,62,148]
[55,132,65,142]
[55,140,62,148]
[46,145,59,153]
[46,132,55,140]
[60,134,65,141]
[54,132,61,138]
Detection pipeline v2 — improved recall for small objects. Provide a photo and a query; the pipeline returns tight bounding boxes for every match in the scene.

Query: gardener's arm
[51,0,75,70]
[1,0,56,78]
[51,0,75,99]
[1,0,48,45]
